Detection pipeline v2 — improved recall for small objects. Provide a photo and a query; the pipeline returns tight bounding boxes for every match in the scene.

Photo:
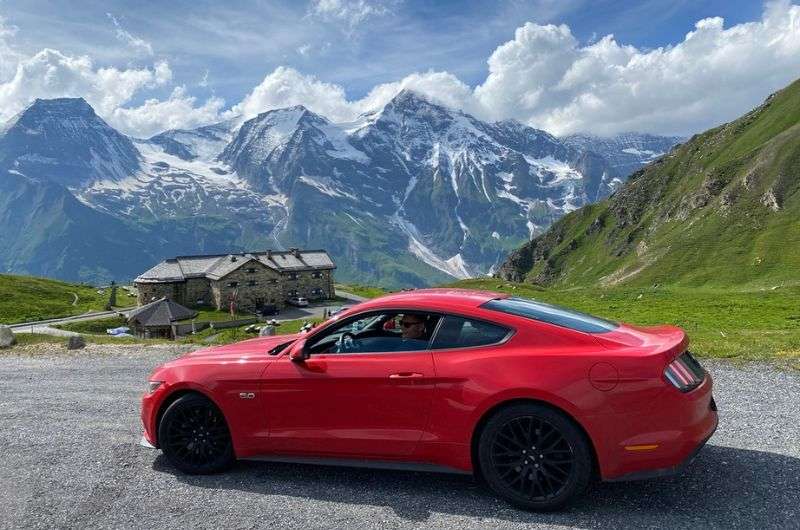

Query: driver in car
[400,314,426,340]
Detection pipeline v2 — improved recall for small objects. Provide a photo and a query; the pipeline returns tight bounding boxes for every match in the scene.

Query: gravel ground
[0,344,798,529]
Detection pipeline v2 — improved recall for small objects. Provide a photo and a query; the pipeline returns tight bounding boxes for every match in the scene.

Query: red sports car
[141,289,717,510]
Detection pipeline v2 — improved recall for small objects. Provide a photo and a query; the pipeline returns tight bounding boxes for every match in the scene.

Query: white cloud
[107,13,154,56]
[110,86,227,137]
[308,0,399,34]
[3,1,800,138]
[0,48,169,121]
[474,0,800,135]
[233,66,354,121]
[198,69,210,88]
[237,1,800,136]
[233,66,476,122]
[0,20,225,137]
[0,16,22,80]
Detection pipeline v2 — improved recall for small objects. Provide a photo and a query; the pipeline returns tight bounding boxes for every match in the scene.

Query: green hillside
[497,78,800,289]
[0,274,134,324]
[450,278,800,367]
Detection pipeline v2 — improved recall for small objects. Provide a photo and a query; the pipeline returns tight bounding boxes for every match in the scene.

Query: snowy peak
[0,97,140,187]
[221,105,369,190]
[563,132,684,179]
[148,119,238,162]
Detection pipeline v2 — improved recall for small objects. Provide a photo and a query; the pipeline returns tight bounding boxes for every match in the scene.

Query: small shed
[126,297,197,339]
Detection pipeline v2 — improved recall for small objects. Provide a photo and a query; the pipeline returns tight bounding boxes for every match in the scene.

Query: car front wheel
[158,393,234,474]
[478,403,592,511]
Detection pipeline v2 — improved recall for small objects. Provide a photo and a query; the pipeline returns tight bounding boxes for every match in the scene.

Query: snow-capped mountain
[0,93,682,287]
[562,132,685,181]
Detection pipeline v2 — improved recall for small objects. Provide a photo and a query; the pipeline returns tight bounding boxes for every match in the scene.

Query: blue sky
[5,0,764,103]
[1,1,797,137]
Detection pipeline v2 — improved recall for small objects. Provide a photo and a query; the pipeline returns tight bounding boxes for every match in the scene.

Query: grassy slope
[500,79,800,290]
[451,279,800,368]
[0,274,136,324]
[335,283,389,299]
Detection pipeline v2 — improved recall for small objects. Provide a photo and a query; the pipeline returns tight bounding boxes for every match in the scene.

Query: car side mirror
[288,339,308,363]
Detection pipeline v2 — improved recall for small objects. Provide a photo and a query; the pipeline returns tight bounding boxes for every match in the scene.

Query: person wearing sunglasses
[399,314,427,340]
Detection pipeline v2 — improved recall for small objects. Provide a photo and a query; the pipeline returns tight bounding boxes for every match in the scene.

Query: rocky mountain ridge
[0,92,681,286]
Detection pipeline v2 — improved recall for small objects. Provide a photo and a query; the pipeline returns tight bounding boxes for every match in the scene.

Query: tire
[158,393,235,474]
[478,403,591,511]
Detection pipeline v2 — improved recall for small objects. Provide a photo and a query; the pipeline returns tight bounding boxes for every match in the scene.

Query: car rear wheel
[478,403,591,511]
[158,394,234,474]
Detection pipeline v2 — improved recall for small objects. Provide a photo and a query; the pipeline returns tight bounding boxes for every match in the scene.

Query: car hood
[187,333,302,358]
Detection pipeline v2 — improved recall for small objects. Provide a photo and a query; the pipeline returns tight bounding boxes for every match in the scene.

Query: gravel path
[0,345,797,529]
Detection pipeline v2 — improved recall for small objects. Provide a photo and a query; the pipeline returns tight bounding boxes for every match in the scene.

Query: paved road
[8,308,137,330]
[0,348,797,529]
[7,290,367,337]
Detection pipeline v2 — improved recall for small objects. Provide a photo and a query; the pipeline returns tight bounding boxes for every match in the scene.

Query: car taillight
[664,351,705,392]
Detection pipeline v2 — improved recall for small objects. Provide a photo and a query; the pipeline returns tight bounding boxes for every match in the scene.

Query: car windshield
[481,297,618,333]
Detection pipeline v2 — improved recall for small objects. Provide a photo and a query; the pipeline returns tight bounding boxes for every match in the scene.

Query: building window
[227,281,239,288]
[246,267,257,274]
[311,271,322,279]
[288,272,299,281]
[288,290,298,297]
[247,280,258,287]
[311,288,323,297]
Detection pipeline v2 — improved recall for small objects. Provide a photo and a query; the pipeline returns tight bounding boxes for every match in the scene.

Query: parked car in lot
[141,288,717,511]
[287,296,309,307]
[256,304,279,317]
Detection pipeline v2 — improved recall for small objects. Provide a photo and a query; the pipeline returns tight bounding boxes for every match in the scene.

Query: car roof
[355,288,509,312]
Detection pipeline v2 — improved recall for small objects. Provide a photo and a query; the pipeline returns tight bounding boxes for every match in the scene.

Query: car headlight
[147,381,164,393]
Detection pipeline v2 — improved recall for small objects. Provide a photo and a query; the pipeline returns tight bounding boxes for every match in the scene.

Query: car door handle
[389,372,424,379]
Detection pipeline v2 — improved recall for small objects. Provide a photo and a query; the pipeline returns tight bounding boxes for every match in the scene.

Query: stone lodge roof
[134,249,336,284]
[126,297,197,327]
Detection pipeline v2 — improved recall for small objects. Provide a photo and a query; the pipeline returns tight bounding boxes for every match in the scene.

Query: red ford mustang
[140,289,717,510]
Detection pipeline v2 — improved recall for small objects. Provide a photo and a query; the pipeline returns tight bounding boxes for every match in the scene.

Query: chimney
[266,250,273,259]
[290,247,300,257]
[230,255,237,262]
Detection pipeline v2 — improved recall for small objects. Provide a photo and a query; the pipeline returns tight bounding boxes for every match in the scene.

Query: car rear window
[431,316,510,349]
[481,297,618,333]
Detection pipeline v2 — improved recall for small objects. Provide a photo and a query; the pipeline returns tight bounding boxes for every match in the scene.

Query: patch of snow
[163,130,231,162]
[524,155,582,186]
[391,213,470,279]
[136,141,243,187]
[298,175,358,200]
[445,254,472,278]
[497,171,514,183]
[344,212,365,228]
[316,121,370,163]
[621,147,661,158]
[492,231,500,239]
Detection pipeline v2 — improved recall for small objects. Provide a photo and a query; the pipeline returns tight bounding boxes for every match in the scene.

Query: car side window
[431,316,510,350]
[307,311,440,354]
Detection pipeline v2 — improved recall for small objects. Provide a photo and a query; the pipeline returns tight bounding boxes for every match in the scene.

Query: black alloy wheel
[478,403,591,511]
[158,394,235,474]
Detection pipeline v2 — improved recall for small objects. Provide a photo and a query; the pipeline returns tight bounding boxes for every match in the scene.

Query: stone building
[134,249,336,312]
